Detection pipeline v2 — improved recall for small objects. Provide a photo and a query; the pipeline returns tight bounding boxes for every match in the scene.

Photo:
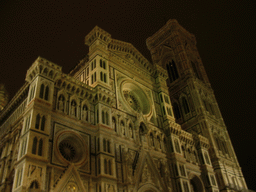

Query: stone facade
[0,20,248,192]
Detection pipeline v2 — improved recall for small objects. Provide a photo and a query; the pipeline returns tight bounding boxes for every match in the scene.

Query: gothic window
[35,114,40,129]
[23,137,27,156]
[91,74,94,84]
[98,158,101,174]
[191,61,201,80]
[94,72,96,82]
[103,61,106,69]
[44,86,49,100]
[162,106,166,115]
[100,72,103,81]
[173,102,181,119]
[39,84,44,99]
[32,137,37,154]
[211,175,216,186]
[204,152,210,164]
[112,117,117,132]
[91,61,93,71]
[121,121,125,135]
[103,139,106,152]
[107,140,110,153]
[104,73,107,83]
[105,112,109,125]
[100,59,103,68]
[102,111,105,124]
[94,60,96,68]
[109,160,112,175]
[174,139,181,153]
[41,116,45,131]
[182,97,190,114]
[104,159,107,174]
[30,180,39,189]
[166,60,179,83]
[38,139,43,156]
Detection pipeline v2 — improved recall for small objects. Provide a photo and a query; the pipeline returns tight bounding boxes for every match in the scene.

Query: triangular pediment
[53,164,87,192]
[133,151,167,192]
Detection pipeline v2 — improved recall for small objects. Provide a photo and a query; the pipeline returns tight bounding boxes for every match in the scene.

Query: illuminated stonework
[0,19,248,192]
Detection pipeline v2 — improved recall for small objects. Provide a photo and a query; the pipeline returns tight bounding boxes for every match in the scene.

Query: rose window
[59,141,76,162]
[123,90,141,112]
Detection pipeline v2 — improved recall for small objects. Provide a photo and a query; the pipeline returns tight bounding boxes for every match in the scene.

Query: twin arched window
[35,114,45,131]
[102,110,109,125]
[32,137,43,156]
[39,84,49,101]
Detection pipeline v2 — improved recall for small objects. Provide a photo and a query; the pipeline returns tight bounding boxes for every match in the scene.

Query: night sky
[0,0,255,189]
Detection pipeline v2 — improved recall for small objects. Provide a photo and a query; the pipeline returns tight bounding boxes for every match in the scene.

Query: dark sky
[0,0,255,189]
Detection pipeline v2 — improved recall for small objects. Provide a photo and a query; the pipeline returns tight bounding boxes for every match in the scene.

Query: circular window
[59,140,76,162]
[56,132,87,164]
[121,81,151,115]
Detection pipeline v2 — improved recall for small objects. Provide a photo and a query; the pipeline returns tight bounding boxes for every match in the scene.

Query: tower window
[32,137,37,154]
[39,84,49,101]
[38,139,43,156]
[173,102,181,119]
[166,60,179,83]
[182,97,190,114]
[39,84,44,99]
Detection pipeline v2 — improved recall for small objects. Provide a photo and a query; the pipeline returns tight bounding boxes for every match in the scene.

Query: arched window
[204,152,210,164]
[35,114,40,129]
[174,139,181,153]
[105,112,109,125]
[41,116,45,131]
[112,117,116,132]
[107,140,110,153]
[103,61,106,69]
[173,102,181,119]
[100,59,103,67]
[102,111,105,124]
[39,84,44,99]
[103,139,106,152]
[100,72,103,81]
[104,159,107,174]
[166,60,179,83]
[98,158,101,174]
[104,73,107,83]
[32,137,37,154]
[38,139,43,156]
[109,160,112,175]
[182,97,190,114]
[29,181,38,189]
[44,86,49,100]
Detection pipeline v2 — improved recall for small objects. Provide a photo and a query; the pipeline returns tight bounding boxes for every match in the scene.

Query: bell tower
[147,19,247,191]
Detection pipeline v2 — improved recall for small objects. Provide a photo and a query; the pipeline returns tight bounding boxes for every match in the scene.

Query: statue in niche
[82,105,88,121]
[58,95,64,112]
[71,101,76,116]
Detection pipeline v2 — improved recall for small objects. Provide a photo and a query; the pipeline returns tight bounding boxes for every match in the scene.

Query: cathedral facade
[0,20,248,192]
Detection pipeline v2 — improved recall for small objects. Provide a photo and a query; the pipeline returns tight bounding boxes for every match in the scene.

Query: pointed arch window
[166,60,179,83]
[39,84,44,99]
[107,140,110,153]
[102,111,105,124]
[35,114,40,129]
[30,180,39,189]
[174,139,181,153]
[44,86,49,100]
[103,139,106,152]
[173,102,181,119]
[32,137,37,154]
[38,139,43,156]
[182,97,190,114]
[104,159,107,174]
[108,160,112,175]
[41,116,45,131]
